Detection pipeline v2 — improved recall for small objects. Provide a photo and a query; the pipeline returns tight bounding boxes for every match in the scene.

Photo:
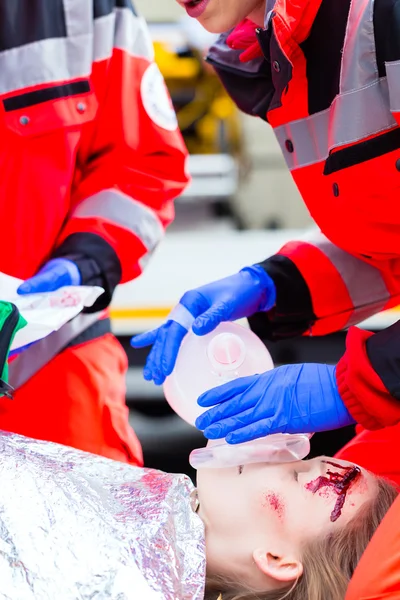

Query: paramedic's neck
[247,0,267,27]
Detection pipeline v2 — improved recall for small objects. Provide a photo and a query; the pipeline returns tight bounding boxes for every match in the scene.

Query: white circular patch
[141,63,178,132]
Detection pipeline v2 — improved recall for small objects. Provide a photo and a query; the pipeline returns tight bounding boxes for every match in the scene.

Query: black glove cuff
[53,233,122,313]
[248,254,315,341]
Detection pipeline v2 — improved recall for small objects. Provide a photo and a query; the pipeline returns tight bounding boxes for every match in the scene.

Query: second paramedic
[132,0,400,455]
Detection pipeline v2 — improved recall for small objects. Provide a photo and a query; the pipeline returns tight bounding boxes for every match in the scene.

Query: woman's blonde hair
[204,476,398,600]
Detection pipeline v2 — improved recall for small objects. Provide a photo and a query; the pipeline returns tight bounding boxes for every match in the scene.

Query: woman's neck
[247,1,267,27]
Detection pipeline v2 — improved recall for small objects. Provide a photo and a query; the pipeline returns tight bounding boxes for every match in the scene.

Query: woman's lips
[182,0,210,18]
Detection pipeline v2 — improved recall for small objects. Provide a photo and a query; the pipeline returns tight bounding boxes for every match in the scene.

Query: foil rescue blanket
[0,432,205,600]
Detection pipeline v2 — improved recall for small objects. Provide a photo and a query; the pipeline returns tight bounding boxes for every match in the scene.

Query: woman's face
[195,456,376,590]
[176,0,266,34]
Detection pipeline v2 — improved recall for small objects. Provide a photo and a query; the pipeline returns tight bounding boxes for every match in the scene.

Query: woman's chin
[198,13,243,34]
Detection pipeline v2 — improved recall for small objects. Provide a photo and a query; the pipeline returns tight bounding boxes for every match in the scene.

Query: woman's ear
[253,548,303,583]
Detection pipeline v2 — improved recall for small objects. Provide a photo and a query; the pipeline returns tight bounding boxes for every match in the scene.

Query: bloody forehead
[306,462,362,522]
[322,460,350,470]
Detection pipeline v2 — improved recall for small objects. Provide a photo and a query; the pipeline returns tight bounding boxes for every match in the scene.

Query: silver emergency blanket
[0,431,205,600]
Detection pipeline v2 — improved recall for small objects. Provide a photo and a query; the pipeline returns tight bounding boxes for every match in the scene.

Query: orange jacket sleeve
[345,494,400,600]
[55,2,189,290]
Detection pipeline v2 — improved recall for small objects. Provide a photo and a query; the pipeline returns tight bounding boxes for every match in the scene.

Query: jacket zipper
[0,304,20,399]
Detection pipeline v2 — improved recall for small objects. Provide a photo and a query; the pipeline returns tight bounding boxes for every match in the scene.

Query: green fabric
[0,302,27,384]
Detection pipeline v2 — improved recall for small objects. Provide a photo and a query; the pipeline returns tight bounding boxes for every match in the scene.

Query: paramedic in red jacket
[1,0,188,465]
[132,0,400,459]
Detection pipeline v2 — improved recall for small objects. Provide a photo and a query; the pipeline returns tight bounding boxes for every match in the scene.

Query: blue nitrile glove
[131,265,276,385]
[195,363,356,444]
[17,259,81,295]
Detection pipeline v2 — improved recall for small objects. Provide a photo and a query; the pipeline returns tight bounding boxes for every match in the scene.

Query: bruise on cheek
[305,463,361,523]
[263,492,285,521]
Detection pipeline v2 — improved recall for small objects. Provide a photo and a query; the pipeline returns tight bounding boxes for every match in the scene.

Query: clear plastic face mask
[163,323,313,470]
[189,434,313,470]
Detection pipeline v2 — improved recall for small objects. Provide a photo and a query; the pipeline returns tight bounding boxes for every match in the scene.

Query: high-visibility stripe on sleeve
[72,190,164,251]
[338,0,374,95]
[386,60,400,113]
[274,80,397,170]
[280,239,352,333]
[300,231,390,327]
[113,8,154,60]
[93,7,154,62]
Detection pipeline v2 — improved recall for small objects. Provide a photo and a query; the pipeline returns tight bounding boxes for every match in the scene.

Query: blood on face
[305,461,361,522]
[263,492,285,520]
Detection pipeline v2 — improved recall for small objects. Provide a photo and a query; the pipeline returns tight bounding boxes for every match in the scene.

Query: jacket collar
[266,0,324,45]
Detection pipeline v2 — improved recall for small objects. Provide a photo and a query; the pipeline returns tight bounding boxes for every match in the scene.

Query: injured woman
[0,431,396,600]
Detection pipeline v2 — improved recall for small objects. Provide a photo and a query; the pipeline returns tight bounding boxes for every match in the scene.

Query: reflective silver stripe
[8,312,100,390]
[138,250,154,271]
[340,0,377,93]
[0,3,153,95]
[346,302,390,328]
[93,9,154,63]
[63,0,92,37]
[302,231,390,325]
[0,0,94,95]
[94,14,115,62]
[72,190,164,251]
[386,60,400,112]
[274,78,396,170]
[0,36,92,96]
[114,9,154,60]
[274,0,400,170]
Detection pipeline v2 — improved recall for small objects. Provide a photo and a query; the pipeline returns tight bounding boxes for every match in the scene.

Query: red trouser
[0,333,143,465]
[336,422,400,487]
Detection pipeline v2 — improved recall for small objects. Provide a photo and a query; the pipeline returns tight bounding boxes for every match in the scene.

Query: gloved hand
[131,265,276,385]
[17,259,81,295]
[195,363,356,444]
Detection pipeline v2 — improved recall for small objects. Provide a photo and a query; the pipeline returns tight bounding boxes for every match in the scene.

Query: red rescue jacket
[0,0,188,291]
[208,0,400,430]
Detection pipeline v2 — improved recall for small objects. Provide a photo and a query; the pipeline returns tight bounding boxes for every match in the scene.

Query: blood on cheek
[263,492,285,521]
[305,462,361,523]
